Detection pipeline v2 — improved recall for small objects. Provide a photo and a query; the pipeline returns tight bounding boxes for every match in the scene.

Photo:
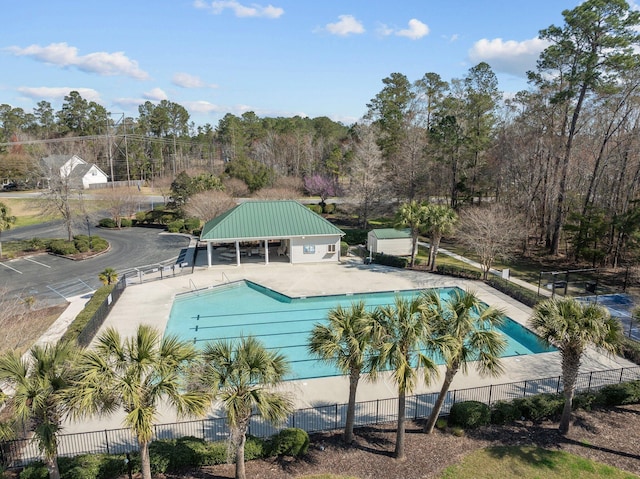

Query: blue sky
[1,0,587,128]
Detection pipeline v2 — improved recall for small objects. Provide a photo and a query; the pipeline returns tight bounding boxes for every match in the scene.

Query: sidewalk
[418,241,551,297]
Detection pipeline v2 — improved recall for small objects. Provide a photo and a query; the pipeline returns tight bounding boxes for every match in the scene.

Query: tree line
[3,0,640,265]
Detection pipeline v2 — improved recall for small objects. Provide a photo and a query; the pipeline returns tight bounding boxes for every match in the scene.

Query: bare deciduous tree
[96,187,140,228]
[39,175,78,241]
[456,204,526,279]
[184,190,236,223]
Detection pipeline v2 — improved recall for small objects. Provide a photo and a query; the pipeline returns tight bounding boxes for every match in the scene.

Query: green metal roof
[370,228,412,240]
[200,200,344,241]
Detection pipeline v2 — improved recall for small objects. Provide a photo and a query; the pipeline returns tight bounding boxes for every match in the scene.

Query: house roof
[41,154,85,171]
[369,228,412,240]
[200,200,344,241]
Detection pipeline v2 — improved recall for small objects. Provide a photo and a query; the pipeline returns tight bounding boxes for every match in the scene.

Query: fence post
[556,376,561,394]
[376,399,379,424]
[523,380,527,397]
[335,404,339,430]
[588,372,593,393]
[202,420,206,441]
[488,385,492,406]
[105,430,110,455]
[620,368,625,383]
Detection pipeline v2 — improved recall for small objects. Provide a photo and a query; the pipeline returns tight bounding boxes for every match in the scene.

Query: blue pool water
[165,281,554,380]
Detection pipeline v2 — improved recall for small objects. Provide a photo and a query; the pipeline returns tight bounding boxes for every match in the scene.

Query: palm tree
[0,342,77,479]
[396,200,428,267]
[308,301,383,444]
[199,336,293,479]
[424,204,457,272]
[0,202,17,258]
[98,267,118,285]
[422,289,506,434]
[371,295,447,460]
[67,325,210,479]
[530,298,621,434]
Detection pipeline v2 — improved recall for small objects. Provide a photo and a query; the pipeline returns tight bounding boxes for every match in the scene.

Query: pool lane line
[0,262,22,274]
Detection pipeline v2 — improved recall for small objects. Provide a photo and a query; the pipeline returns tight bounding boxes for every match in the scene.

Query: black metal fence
[3,366,640,468]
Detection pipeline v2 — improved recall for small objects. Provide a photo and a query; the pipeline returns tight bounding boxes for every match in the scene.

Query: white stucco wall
[81,166,109,188]
[369,236,413,256]
[289,235,341,264]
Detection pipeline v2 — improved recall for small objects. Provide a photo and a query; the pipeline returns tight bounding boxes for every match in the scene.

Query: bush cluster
[48,239,78,255]
[47,236,108,256]
[307,204,323,214]
[342,229,368,246]
[446,383,640,431]
[435,264,482,280]
[98,218,117,228]
[20,429,310,478]
[27,238,46,251]
[60,284,115,344]
[372,252,409,268]
[340,241,349,256]
[484,277,541,307]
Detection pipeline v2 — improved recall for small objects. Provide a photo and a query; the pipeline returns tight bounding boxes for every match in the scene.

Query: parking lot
[0,225,191,306]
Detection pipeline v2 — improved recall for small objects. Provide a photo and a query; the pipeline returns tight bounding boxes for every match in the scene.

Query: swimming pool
[165,280,554,380]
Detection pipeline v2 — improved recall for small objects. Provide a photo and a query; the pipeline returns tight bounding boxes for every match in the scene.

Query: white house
[41,154,108,189]
[367,228,413,256]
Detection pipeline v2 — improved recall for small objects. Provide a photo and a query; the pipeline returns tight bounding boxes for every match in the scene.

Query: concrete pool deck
[62,257,636,434]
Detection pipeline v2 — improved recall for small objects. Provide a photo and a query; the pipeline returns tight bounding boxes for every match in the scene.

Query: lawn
[440,445,639,479]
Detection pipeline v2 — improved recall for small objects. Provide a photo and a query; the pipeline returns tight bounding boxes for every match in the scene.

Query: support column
[207,242,212,267]
[235,240,241,266]
[264,239,269,265]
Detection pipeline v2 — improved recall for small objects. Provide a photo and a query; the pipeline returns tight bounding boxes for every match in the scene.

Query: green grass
[440,446,639,479]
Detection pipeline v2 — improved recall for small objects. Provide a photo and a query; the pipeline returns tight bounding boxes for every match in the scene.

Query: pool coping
[61,258,637,433]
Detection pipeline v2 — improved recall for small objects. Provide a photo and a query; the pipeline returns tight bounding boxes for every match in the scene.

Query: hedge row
[20,428,309,479]
[484,277,542,307]
[48,235,108,256]
[435,264,482,280]
[372,252,409,268]
[60,284,115,345]
[447,381,640,430]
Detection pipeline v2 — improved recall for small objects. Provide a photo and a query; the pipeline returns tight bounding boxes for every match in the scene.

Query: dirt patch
[156,405,640,479]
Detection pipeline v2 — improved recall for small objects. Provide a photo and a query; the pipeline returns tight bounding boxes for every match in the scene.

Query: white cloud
[469,37,549,77]
[17,86,101,102]
[376,23,394,37]
[6,42,148,80]
[143,88,168,101]
[183,100,223,113]
[324,15,365,36]
[172,72,218,89]
[194,0,283,18]
[396,19,429,40]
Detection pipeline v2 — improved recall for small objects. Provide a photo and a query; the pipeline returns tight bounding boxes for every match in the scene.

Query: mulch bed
[159,404,640,479]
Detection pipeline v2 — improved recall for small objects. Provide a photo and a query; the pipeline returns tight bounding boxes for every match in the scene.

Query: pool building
[199,200,345,267]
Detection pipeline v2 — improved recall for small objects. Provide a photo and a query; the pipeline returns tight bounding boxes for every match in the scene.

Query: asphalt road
[1,221,190,306]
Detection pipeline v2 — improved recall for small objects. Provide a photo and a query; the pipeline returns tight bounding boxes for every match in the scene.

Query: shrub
[183,217,201,233]
[74,236,90,253]
[61,284,115,344]
[90,237,108,252]
[98,218,117,228]
[307,204,323,214]
[49,239,78,255]
[27,237,46,251]
[206,441,228,465]
[323,203,336,214]
[490,401,521,425]
[342,229,368,245]
[372,252,408,268]
[245,435,268,460]
[135,211,149,223]
[20,462,48,479]
[167,220,184,233]
[435,264,482,280]
[448,401,490,429]
[620,337,640,365]
[340,241,349,256]
[120,218,133,227]
[595,381,640,406]
[512,393,564,421]
[268,428,310,457]
[572,392,597,411]
[484,277,541,308]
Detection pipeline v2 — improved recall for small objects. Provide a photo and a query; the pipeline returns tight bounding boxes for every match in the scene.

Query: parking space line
[24,257,52,268]
[0,262,22,274]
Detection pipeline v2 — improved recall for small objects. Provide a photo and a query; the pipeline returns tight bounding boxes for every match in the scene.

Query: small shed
[367,228,413,256]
